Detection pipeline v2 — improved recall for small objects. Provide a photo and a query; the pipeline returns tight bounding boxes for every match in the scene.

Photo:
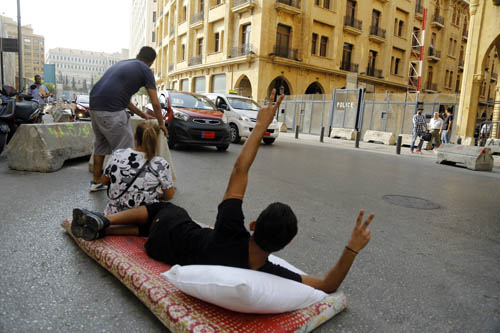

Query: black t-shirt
[442,114,453,130]
[90,59,156,111]
[144,199,302,282]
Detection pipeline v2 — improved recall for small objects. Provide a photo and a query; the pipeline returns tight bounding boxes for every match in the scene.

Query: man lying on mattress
[71,89,374,293]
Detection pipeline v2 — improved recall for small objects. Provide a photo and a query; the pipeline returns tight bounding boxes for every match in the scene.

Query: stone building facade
[152,0,497,108]
[130,0,157,59]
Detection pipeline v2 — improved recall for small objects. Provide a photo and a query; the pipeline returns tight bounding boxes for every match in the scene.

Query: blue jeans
[411,132,424,151]
[441,130,450,144]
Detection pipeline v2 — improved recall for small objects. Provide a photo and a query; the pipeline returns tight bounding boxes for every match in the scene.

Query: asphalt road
[0,139,499,332]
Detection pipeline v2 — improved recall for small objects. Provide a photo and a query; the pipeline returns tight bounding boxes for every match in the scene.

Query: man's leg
[410,132,417,152]
[89,110,112,191]
[93,154,105,184]
[417,136,424,151]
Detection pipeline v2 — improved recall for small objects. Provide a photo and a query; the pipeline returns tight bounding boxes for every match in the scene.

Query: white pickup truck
[204,93,279,145]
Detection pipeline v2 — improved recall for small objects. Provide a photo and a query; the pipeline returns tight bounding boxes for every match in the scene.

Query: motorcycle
[0,85,43,154]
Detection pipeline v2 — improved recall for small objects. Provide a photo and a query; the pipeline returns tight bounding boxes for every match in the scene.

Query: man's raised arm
[223,89,284,200]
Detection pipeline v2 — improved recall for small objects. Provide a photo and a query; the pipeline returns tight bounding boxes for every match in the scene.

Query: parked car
[71,95,90,120]
[204,93,279,144]
[145,90,231,151]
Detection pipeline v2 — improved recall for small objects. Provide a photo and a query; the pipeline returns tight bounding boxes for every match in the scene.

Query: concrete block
[436,144,493,171]
[485,139,500,155]
[462,137,475,146]
[53,109,73,123]
[7,122,94,172]
[363,130,395,145]
[278,122,288,133]
[330,128,356,140]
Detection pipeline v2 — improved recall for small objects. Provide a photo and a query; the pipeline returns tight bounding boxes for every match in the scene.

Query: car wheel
[216,144,229,151]
[229,124,241,144]
[263,138,275,145]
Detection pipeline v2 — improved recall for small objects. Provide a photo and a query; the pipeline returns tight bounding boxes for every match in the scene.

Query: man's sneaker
[71,208,111,241]
[416,149,422,154]
[89,181,107,192]
[410,149,414,153]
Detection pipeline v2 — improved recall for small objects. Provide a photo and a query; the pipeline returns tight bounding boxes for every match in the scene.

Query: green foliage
[137,87,148,96]
[44,82,55,94]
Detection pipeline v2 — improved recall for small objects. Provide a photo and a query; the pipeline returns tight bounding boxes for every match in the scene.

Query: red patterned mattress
[61,218,347,332]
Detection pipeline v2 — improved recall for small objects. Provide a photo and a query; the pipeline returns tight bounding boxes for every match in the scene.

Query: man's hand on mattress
[346,210,374,253]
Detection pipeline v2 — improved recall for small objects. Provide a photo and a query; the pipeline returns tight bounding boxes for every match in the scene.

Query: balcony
[458,59,464,71]
[415,3,424,19]
[191,12,204,27]
[340,62,359,73]
[232,0,256,14]
[428,48,441,61]
[365,67,383,79]
[189,55,203,66]
[491,72,498,81]
[462,30,468,41]
[230,44,255,58]
[344,16,363,35]
[431,14,444,28]
[168,64,174,72]
[369,25,386,43]
[424,82,438,92]
[275,0,301,15]
[272,46,300,61]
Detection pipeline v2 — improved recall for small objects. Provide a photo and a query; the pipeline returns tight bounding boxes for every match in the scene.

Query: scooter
[0,85,43,154]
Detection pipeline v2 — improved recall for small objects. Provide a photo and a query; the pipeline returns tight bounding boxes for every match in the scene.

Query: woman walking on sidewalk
[410,106,427,154]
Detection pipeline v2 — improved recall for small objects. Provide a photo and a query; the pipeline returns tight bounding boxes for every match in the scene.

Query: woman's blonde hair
[136,121,160,161]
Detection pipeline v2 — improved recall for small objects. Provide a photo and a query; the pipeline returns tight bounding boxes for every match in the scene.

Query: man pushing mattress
[71,89,374,293]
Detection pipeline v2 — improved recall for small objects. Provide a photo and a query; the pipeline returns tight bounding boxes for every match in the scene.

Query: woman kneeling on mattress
[102,121,175,215]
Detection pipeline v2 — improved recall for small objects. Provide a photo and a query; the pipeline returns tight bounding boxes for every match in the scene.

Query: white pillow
[161,258,327,314]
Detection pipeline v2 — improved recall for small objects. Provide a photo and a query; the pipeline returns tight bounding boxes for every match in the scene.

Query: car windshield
[227,97,260,111]
[77,95,89,104]
[169,92,216,110]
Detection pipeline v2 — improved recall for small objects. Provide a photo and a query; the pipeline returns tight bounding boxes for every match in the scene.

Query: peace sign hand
[256,89,284,128]
[347,210,374,253]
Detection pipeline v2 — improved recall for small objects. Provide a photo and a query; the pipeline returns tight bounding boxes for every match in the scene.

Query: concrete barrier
[330,128,356,140]
[436,144,493,171]
[485,138,500,155]
[462,137,475,146]
[279,122,288,133]
[363,130,396,145]
[400,134,433,150]
[53,109,73,123]
[88,117,177,186]
[7,122,94,172]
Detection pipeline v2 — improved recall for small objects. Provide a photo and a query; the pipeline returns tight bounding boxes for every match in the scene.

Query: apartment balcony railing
[230,44,255,58]
[276,0,300,8]
[425,82,438,92]
[366,67,383,78]
[272,46,300,61]
[369,25,386,39]
[340,62,359,73]
[168,64,174,72]
[344,16,363,31]
[431,14,444,28]
[458,59,464,69]
[415,3,424,16]
[189,55,203,66]
[428,48,441,61]
[491,72,498,81]
[233,0,254,6]
[191,12,204,25]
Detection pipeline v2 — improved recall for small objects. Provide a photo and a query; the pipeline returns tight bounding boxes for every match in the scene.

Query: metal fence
[274,90,461,138]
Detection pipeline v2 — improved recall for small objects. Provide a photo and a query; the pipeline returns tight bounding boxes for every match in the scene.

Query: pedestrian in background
[410,105,427,154]
[429,112,443,148]
[440,108,453,144]
[88,46,167,192]
[479,122,491,146]
[28,74,51,108]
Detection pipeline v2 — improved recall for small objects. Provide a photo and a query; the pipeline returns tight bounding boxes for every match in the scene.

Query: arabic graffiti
[47,124,91,139]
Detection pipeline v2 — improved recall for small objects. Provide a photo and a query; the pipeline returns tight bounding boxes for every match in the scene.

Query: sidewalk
[277,131,500,170]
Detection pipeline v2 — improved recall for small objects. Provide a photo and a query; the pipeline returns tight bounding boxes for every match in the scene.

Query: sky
[2,0,131,55]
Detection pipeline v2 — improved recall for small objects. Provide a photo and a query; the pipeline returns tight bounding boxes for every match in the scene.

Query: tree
[44,82,55,94]
[82,79,87,92]
[71,77,76,90]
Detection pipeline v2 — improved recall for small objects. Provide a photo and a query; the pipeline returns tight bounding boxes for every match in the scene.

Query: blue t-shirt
[90,59,156,111]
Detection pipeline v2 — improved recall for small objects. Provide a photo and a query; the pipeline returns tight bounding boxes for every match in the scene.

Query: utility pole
[17,0,23,90]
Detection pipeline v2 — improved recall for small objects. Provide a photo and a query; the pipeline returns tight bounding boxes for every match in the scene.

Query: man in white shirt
[28,74,51,107]
[428,112,443,148]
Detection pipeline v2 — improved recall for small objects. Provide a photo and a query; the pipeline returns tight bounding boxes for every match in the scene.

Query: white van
[204,93,279,144]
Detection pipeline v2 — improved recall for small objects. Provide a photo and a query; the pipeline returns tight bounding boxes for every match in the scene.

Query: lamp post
[17,0,23,90]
